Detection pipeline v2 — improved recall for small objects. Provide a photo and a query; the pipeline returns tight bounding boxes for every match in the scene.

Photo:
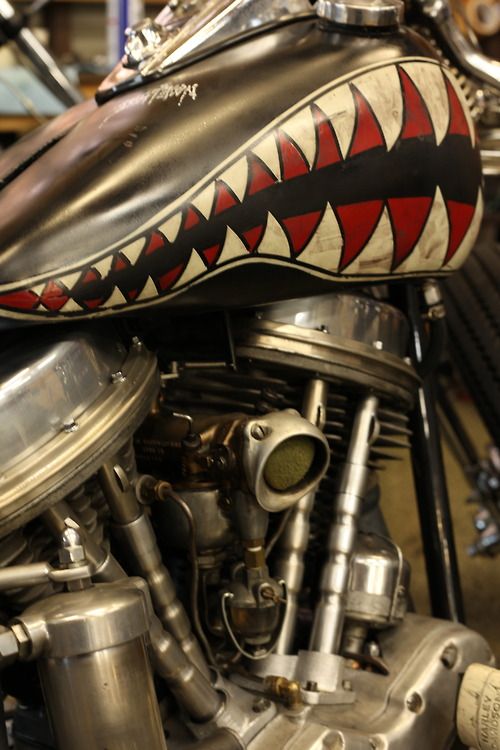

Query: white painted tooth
[120,237,146,265]
[401,62,450,145]
[172,250,207,288]
[396,187,448,274]
[353,66,403,151]
[32,283,46,297]
[220,157,248,202]
[257,213,292,258]
[443,189,484,271]
[159,212,182,243]
[136,276,159,301]
[218,227,248,263]
[315,83,356,159]
[281,106,317,167]
[442,67,475,145]
[103,287,128,308]
[60,271,82,291]
[94,255,114,279]
[297,203,343,271]
[60,298,85,313]
[252,134,281,179]
[192,183,215,220]
[354,207,394,274]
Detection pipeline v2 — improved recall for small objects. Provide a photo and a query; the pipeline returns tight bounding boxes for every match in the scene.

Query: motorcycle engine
[0,294,492,750]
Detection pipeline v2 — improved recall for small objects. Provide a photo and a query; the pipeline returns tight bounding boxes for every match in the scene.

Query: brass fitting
[263,675,303,711]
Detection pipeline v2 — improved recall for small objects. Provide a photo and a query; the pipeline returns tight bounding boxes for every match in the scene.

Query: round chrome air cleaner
[236,294,419,407]
[0,330,159,536]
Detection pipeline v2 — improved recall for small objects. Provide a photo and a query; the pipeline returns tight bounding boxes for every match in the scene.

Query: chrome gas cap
[317,0,404,27]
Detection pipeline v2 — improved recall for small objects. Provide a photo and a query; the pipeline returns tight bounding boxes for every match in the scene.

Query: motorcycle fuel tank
[0,17,482,320]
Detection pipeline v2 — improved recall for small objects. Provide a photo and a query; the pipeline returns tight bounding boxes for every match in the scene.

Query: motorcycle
[0,0,498,748]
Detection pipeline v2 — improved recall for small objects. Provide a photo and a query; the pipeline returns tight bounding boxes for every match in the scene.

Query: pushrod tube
[274,378,328,654]
[309,394,379,654]
[406,285,464,622]
[99,460,210,678]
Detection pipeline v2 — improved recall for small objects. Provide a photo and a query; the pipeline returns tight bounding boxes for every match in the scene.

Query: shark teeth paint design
[60,297,85,312]
[296,203,343,270]
[280,106,317,168]
[443,190,483,271]
[395,188,449,274]
[354,66,404,151]
[352,207,394,274]
[401,62,450,145]
[218,226,248,263]
[315,83,356,159]
[258,213,291,257]
[442,68,476,146]
[136,276,159,301]
[192,183,216,220]
[105,287,128,308]
[120,237,146,265]
[251,134,281,181]
[94,255,114,278]
[220,158,248,202]
[159,212,182,243]
[173,250,207,287]
[0,58,481,319]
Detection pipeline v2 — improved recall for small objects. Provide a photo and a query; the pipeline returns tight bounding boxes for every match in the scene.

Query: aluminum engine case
[243,614,493,750]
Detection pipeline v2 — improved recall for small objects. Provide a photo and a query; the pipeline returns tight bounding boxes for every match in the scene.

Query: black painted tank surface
[0,18,482,320]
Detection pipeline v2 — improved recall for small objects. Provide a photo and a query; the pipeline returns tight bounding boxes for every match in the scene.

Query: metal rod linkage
[309,394,379,654]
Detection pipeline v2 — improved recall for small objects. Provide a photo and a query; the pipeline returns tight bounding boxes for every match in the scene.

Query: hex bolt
[441,644,458,669]
[62,419,79,433]
[110,370,126,384]
[406,692,423,713]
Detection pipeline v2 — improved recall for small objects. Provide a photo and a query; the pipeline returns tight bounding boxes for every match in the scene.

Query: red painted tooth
[282,211,323,256]
[0,290,39,310]
[83,298,105,310]
[398,68,434,141]
[202,244,222,267]
[40,281,69,311]
[444,200,475,263]
[445,78,470,138]
[247,155,277,196]
[278,131,309,180]
[112,253,131,272]
[348,87,385,157]
[145,231,166,256]
[336,200,384,271]
[184,206,202,231]
[213,181,239,215]
[311,103,342,169]
[157,263,185,291]
[387,196,433,267]
[242,225,265,252]
[82,268,100,284]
